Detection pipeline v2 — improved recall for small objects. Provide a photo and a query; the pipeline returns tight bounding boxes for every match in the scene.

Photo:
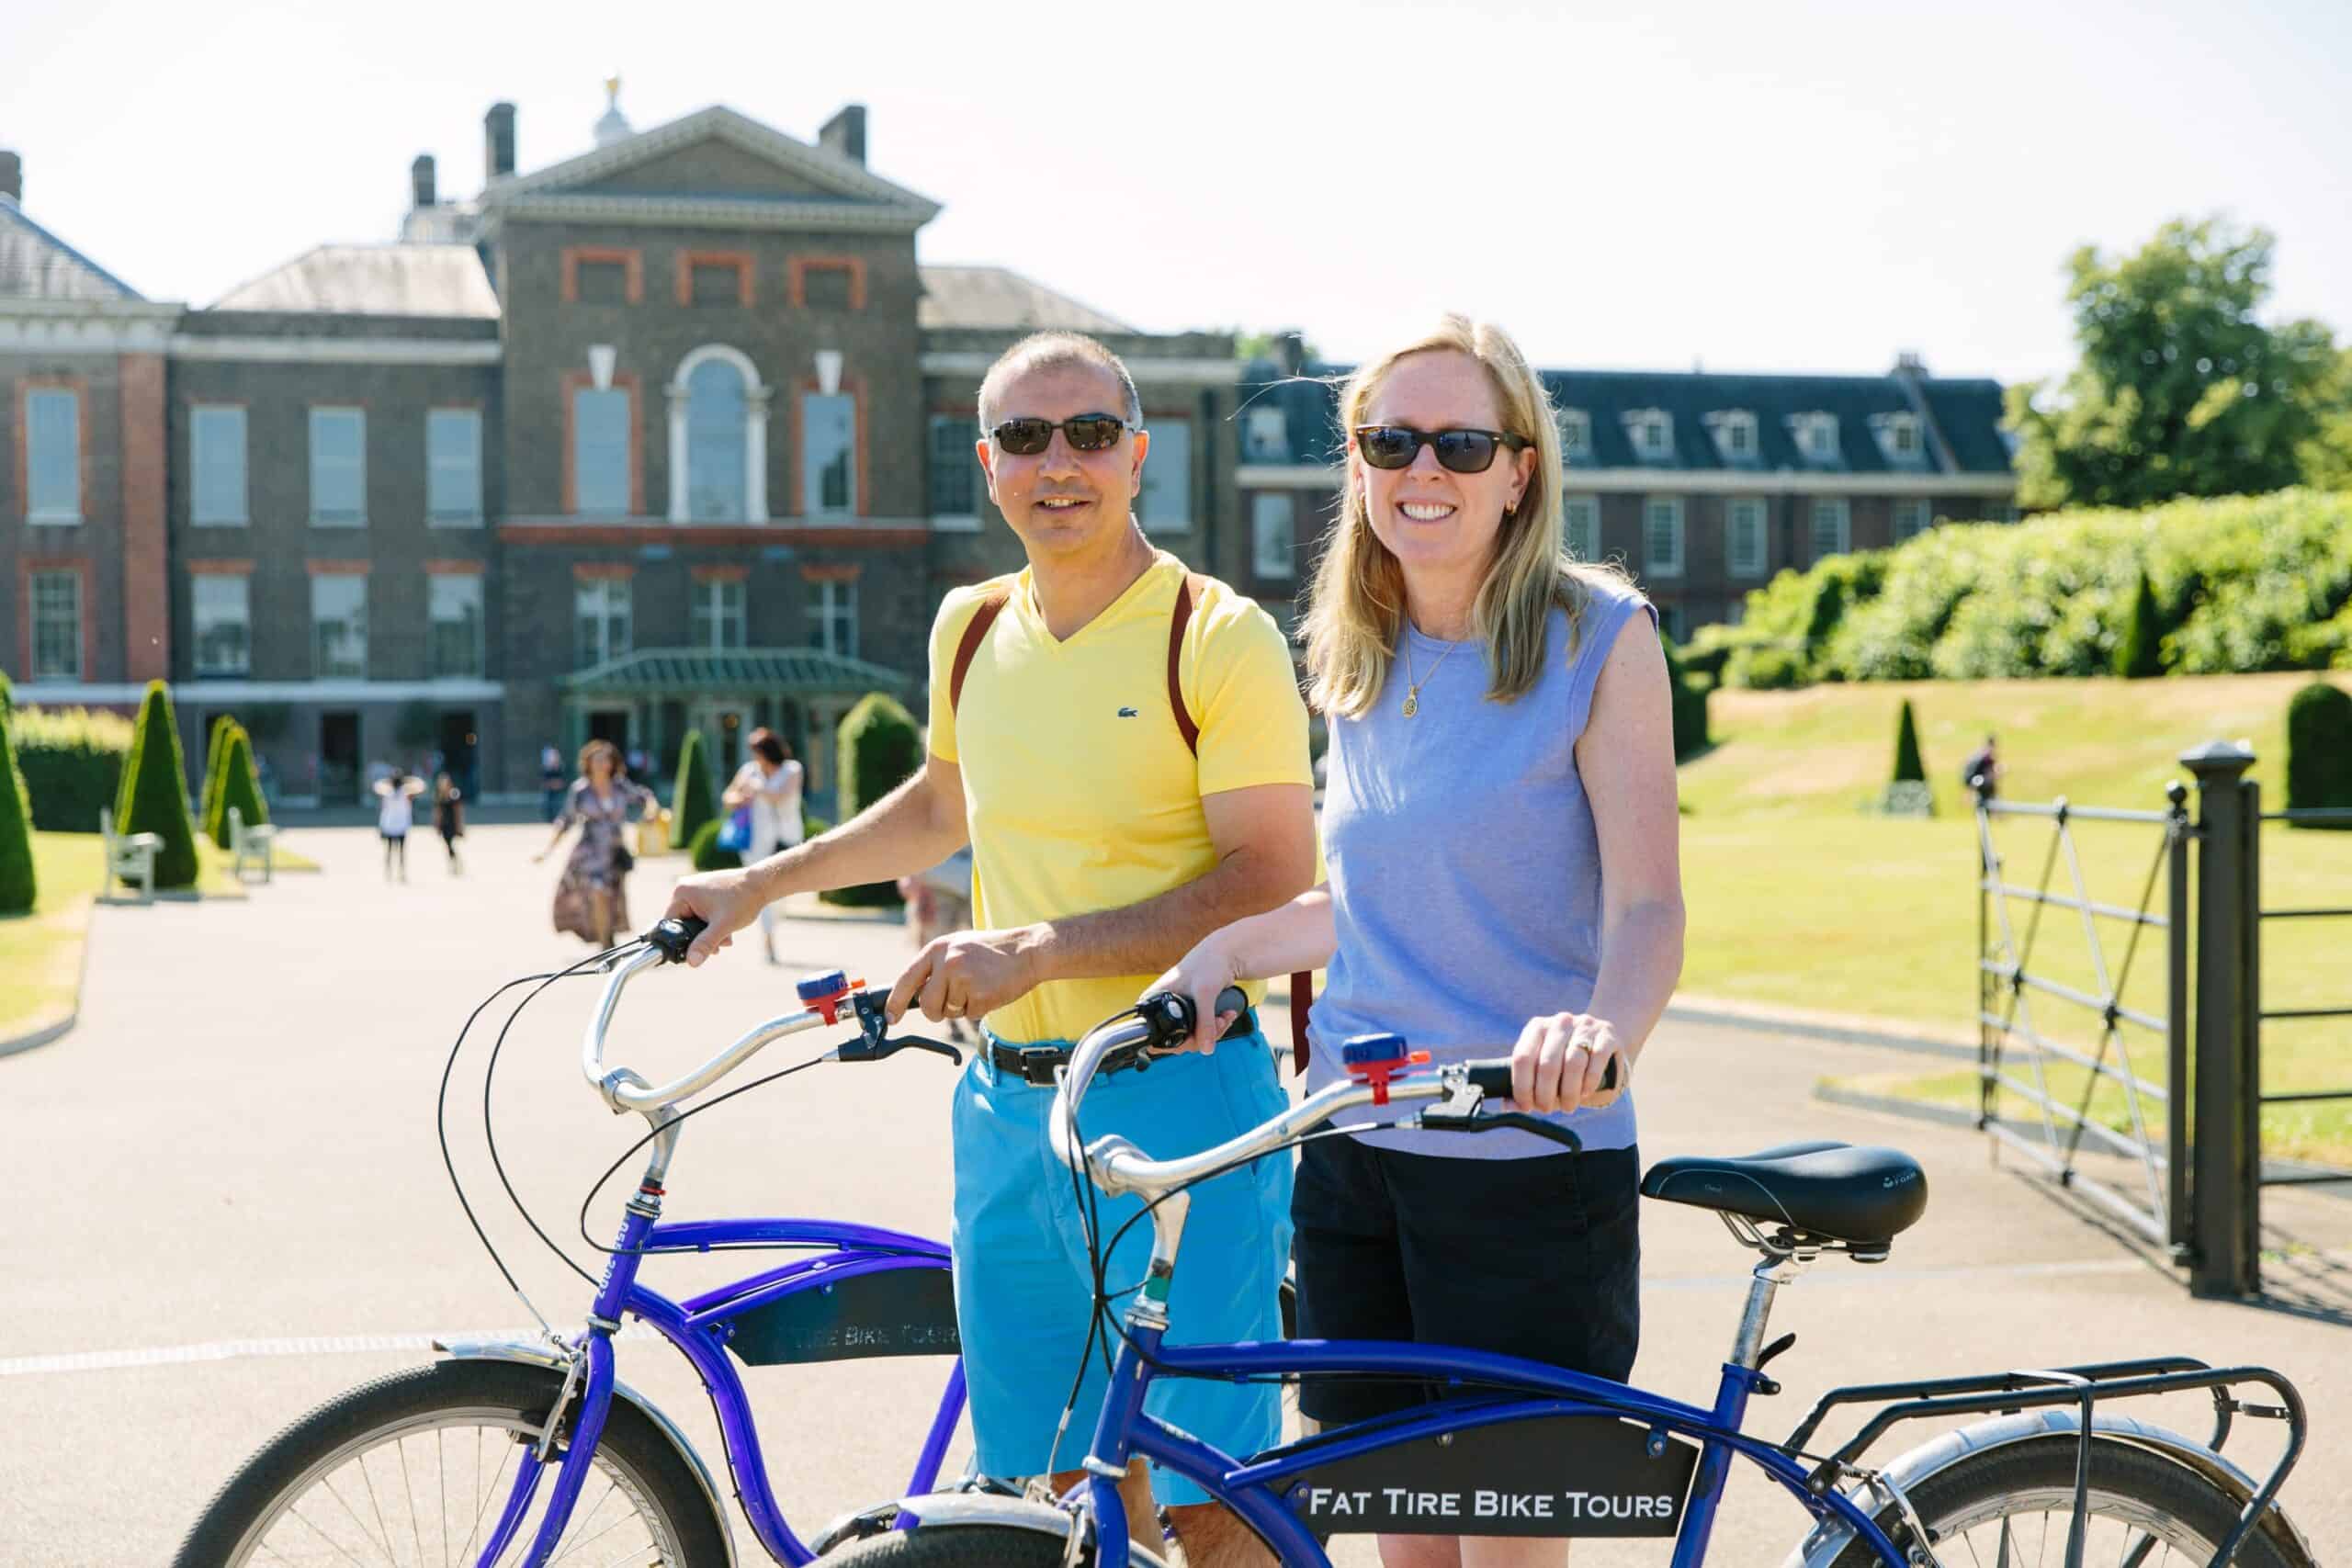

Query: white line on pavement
[0,1324,661,1378]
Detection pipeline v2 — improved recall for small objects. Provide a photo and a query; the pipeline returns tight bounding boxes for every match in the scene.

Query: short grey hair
[976,331,1144,431]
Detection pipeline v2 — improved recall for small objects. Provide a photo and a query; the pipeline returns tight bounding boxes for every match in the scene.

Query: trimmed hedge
[1659,636,1711,761]
[824,693,921,908]
[1696,490,2352,690]
[688,818,742,872]
[117,681,199,889]
[2116,570,2165,679]
[198,714,236,843]
[1892,698,1927,784]
[669,730,716,852]
[215,726,267,847]
[0,703,34,915]
[2284,682,2352,829]
[11,705,131,832]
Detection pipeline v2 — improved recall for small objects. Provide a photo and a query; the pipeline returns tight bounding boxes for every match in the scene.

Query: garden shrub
[823,694,921,908]
[0,704,34,915]
[12,705,131,832]
[688,818,742,872]
[669,731,715,851]
[198,714,236,842]
[117,681,199,890]
[215,726,267,847]
[2284,681,2352,828]
[1660,636,1711,761]
[1892,698,1927,784]
[1724,644,1810,691]
[2116,570,2165,678]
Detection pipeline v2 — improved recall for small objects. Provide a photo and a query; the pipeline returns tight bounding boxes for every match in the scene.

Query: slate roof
[1238,361,2015,476]
[209,244,500,317]
[559,646,916,696]
[0,195,142,301]
[918,265,1136,333]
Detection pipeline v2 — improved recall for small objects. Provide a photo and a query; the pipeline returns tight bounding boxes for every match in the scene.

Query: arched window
[686,357,748,521]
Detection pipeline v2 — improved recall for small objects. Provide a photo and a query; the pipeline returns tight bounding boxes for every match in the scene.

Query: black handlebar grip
[1464,1055,1620,1098]
[1214,985,1250,1024]
[647,915,707,964]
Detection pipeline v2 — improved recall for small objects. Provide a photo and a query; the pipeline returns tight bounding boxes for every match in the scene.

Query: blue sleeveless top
[1307,574,1656,1157]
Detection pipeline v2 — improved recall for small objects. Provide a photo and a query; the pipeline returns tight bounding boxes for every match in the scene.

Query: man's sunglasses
[1353,424,1530,474]
[989,413,1132,456]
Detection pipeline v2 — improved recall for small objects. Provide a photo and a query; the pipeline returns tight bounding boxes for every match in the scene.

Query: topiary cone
[118,680,200,889]
[214,725,267,848]
[0,704,36,915]
[669,730,716,851]
[1892,698,1928,784]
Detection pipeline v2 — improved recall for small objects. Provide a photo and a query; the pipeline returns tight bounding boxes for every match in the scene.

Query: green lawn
[0,829,320,1043]
[1679,670,2352,1162]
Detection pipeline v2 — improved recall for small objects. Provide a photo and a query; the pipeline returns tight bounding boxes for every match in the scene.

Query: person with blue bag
[719,728,806,964]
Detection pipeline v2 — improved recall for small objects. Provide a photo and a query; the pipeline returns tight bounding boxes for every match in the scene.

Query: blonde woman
[1151,316,1684,1568]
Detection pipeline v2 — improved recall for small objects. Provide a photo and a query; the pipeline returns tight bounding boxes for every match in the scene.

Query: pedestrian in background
[373,769,425,883]
[539,745,567,822]
[535,739,657,947]
[433,772,466,875]
[719,728,806,964]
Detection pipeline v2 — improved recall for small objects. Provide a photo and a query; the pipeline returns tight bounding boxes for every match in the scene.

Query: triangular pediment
[492,106,937,222]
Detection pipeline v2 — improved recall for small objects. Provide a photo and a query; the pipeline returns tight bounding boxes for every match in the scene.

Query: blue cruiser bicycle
[833,990,2317,1568]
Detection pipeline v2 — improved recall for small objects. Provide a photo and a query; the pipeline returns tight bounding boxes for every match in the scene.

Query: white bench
[228,806,278,883]
[99,806,163,905]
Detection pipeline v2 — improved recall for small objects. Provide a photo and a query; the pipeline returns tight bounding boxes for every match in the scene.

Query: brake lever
[838,988,965,1067]
[1419,1108,1585,1154]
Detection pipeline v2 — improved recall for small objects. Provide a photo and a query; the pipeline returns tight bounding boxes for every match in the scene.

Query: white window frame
[1242,406,1289,462]
[309,407,367,526]
[1251,492,1295,580]
[1892,498,1932,543]
[1872,412,1924,465]
[1643,496,1684,579]
[311,574,368,679]
[691,578,748,651]
[1726,496,1768,579]
[928,414,980,529]
[29,570,82,679]
[1790,412,1839,464]
[1705,411,1758,462]
[1810,498,1851,560]
[427,572,486,679]
[1557,408,1592,464]
[1139,417,1193,534]
[192,573,252,676]
[427,408,484,526]
[801,391,857,519]
[576,578,633,668]
[1561,493,1601,561]
[1626,409,1673,461]
[191,405,249,526]
[26,388,81,525]
[811,580,858,657]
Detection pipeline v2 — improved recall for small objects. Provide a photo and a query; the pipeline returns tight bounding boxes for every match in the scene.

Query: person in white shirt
[373,769,424,883]
[720,728,806,964]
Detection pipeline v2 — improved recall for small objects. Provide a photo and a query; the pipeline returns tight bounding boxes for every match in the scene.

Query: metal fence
[1975,741,2352,1298]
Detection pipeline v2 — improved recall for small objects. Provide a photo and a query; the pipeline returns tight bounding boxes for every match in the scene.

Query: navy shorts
[1290,1134,1641,1426]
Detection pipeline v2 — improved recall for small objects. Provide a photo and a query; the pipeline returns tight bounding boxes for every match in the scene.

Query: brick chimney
[0,150,20,204]
[411,153,437,209]
[819,105,867,165]
[484,102,517,182]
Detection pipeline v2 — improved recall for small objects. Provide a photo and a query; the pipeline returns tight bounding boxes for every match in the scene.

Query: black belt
[988,1009,1255,1089]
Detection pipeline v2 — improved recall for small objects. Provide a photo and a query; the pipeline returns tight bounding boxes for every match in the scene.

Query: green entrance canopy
[559,647,917,698]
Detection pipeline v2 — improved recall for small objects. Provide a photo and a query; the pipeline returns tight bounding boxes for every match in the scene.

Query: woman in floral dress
[533,739,656,946]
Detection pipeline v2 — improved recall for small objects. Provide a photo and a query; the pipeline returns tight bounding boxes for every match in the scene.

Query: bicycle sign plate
[723,1266,962,1366]
[1276,1415,1699,1538]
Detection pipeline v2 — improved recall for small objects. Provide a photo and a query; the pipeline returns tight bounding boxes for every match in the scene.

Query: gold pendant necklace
[1401,630,1463,718]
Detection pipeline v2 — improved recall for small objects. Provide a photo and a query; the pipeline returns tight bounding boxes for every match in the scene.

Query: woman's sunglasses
[1353,424,1530,474]
[989,413,1131,456]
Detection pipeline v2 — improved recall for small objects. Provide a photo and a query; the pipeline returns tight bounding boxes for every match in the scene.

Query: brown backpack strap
[1290,970,1314,1075]
[1166,572,1206,756]
[949,589,1011,716]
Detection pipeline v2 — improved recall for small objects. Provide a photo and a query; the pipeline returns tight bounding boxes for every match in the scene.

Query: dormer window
[1243,405,1290,462]
[1703,410,1758,462]
[1625,409,1673,461]
[1557,408,1592,463]
[1789,412,1840,463]
[1871,412,1926,466]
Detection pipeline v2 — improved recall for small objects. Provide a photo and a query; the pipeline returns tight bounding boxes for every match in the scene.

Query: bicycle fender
[1779,1407,2313,1568]
[887,1494,1170,1567]
[434,1336,738,1568]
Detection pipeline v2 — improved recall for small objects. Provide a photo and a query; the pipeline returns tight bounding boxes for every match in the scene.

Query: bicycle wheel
[825,1522,1169,1568]
[1826,1433,2311,1568]
[172,1358,729,1568]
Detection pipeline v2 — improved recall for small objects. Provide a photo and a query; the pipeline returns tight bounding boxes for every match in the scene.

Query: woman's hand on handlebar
[662,865,775,966]
[1509,1011,1629,1114]
[1142,937,1246,1055]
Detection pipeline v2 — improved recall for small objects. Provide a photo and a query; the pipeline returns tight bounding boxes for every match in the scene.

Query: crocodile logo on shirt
[1117,706,1139,717]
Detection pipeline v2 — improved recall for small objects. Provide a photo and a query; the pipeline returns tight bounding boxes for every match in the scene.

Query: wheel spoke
[398,1432,422,1567]
[438,1427,450,1568]
[458,1438,516,1568]
[281,1495,382,1568]
[357,1443,397,1564]
[322,1469,398,1564]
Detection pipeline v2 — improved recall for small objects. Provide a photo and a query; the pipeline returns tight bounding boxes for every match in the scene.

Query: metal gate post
[2180,741,2259,1297]
[2164,781,2190,1259]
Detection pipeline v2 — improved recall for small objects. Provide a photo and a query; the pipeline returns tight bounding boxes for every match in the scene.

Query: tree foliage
[2284,682,2352,829]
[2006,218,2342,511]
[214,726,267,848]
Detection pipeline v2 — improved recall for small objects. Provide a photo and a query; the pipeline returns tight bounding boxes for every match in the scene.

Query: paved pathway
[3,824,2346,1564]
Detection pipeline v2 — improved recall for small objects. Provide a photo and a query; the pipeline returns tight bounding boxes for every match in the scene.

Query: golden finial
[604,74,622,106]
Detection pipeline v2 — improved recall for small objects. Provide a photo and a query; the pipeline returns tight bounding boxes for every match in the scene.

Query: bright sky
[6,0,2348,387]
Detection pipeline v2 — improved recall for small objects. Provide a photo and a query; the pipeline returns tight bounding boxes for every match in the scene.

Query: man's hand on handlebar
[1508,1010,1630,1115]
[662,865,778,966]
[1142,937,1247,1055]
[884,925,1045,1028]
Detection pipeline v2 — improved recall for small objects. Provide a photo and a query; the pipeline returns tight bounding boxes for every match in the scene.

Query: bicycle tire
[824,1521,1170,1568]
[1825,1433,2310,1568]
[171,1358,729,1568]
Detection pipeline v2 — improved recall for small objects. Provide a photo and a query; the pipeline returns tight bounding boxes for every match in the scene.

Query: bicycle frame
[476,1205,966,1568]
[1067,1323,1910,1568]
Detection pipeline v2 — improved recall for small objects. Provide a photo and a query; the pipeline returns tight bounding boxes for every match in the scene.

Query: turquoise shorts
[949,1018,1292,1505]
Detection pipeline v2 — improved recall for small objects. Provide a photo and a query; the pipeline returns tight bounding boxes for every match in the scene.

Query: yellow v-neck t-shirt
[926,550,1313,1044]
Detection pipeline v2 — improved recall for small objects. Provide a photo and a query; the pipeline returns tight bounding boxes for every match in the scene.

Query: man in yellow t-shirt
[668,331,1315,1566]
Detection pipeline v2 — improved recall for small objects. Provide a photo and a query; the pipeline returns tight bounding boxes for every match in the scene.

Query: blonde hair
[976,332,1143,430]
[1301,314,1628,718]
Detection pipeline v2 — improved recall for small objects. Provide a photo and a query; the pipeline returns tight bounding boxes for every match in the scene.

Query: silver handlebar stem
[579,946,838,1118]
